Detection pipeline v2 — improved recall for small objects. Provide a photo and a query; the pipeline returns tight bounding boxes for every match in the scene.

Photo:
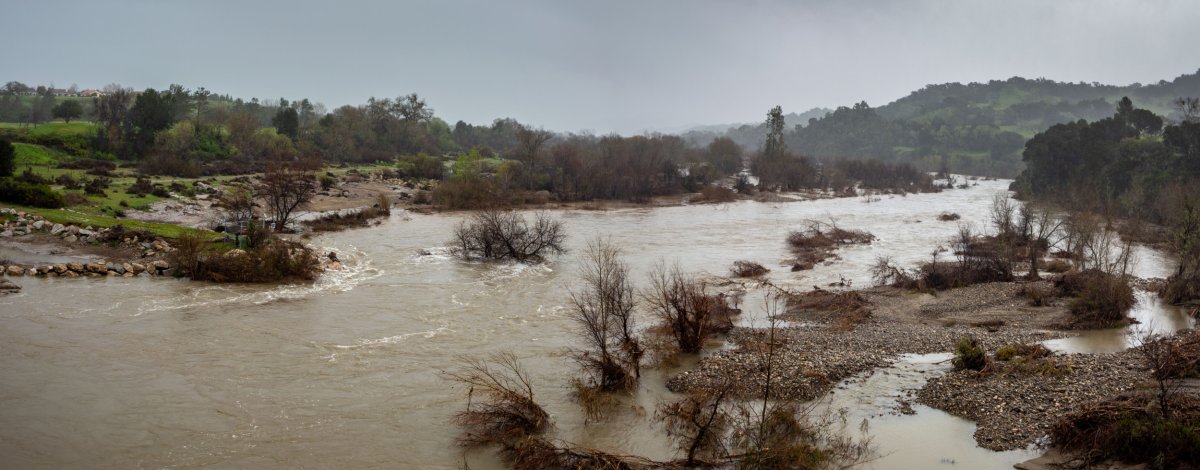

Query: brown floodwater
[0,179,1189,469]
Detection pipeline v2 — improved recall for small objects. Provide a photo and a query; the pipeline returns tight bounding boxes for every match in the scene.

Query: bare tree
[515,125,553,190]
[568,238,642,392]
[453,209,566,262]
[643,263,735,354]
[1018,204,1065,279]
[260,160,316,231]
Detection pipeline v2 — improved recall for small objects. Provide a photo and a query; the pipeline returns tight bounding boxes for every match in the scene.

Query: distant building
[79,89,103,97]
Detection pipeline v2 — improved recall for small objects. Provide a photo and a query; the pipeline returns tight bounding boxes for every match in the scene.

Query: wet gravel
[916,352,1145,451]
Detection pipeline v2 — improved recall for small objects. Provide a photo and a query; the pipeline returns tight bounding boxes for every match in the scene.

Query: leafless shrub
[658,379,735,466]
[787,288,872,331]
[568,238,642,394]
[937,212,961,221]
[730,260,770,278]
[260,159,317,231]
[786,219,873,270]
[870,256,919,288]
[1017,282,1054,306]
[1050,394,1200,469]
[644,264,737,354]
[453,209,566,262]
[445,352,549,448]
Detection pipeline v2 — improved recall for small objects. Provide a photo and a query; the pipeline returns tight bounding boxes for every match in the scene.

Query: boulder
[62,270,79,278]
[0,279,19,292]
[122,263,133,274]
[106,263,125,274]
[53,264,68,274]
[78,229,94,237]
[0,230,11,238]
[6,265,26,276]
[32,220,45,230]
[122,272,134,278]
[36,266,51,275]
[66,262,84,272]
[106,270,118,277]
[50,224,65,235]
[130,263,146,274]
[64,234,78,243]
[66,225,80,234]
[86,263,108,274]
[151,260,170,270]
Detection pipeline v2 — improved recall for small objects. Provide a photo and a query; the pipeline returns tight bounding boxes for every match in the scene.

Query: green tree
[272,107,299,140]
[763,105,787,160]
[52,100,83,123]
[128,88,176,157]
[0,138,14,177]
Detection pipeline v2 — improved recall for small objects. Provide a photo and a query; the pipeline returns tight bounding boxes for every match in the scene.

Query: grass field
[0,121,97,137]
[12,143,67,166]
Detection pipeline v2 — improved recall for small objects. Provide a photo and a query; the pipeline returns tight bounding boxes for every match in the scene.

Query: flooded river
[0,179,1191,469]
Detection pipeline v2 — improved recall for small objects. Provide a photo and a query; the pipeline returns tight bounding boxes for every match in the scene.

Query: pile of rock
[1,260,173,278]
[0,208,178,256]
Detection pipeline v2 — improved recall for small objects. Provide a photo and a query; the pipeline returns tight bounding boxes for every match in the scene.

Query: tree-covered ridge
[1013,97,1198,225]
[692,69,1200,178]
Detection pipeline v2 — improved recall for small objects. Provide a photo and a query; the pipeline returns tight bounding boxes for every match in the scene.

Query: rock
[106,263,125,274]
[50,224,65,235]
[53,264,68,274]
[151,260,169,270]
[122,272,134,278]
[0,230,11,238]
[122,263,133,274]
[66,225,80,234]
[64,234,78,243]
[32,220,45,230]
[66,262,84,272]
[86,263,108,274]
[36,266,51,275]
[130,263,145,274]
[6,265,26,276]
[62,270,79,278]
[0,279,19,292]
[78,229,94,237]
[106,270,118,277]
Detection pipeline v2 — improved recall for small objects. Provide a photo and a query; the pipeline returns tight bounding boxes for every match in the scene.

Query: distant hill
[690,69,1200,177]
[680,107,830,148]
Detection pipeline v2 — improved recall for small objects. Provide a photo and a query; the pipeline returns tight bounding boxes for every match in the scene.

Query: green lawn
[0,203,211,239]
[0,121,97,137]
[12,143,67,166]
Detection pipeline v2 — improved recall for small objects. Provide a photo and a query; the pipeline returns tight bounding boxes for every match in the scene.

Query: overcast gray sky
[4,0,1199,133]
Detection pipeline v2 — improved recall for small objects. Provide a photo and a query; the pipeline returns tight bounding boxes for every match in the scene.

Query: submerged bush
[730,260,770,278]
[170,233,320,283]
[453,209,566,262]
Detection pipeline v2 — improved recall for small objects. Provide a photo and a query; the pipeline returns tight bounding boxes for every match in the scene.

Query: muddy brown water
[0,179,1191,469]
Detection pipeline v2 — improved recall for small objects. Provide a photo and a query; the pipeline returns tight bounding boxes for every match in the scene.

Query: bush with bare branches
[568,239,643,395]
[445,352,549,448]
[644,264,738,354]
[786,219,874,270]
[453,209,566,262]
[730,260,769,278]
